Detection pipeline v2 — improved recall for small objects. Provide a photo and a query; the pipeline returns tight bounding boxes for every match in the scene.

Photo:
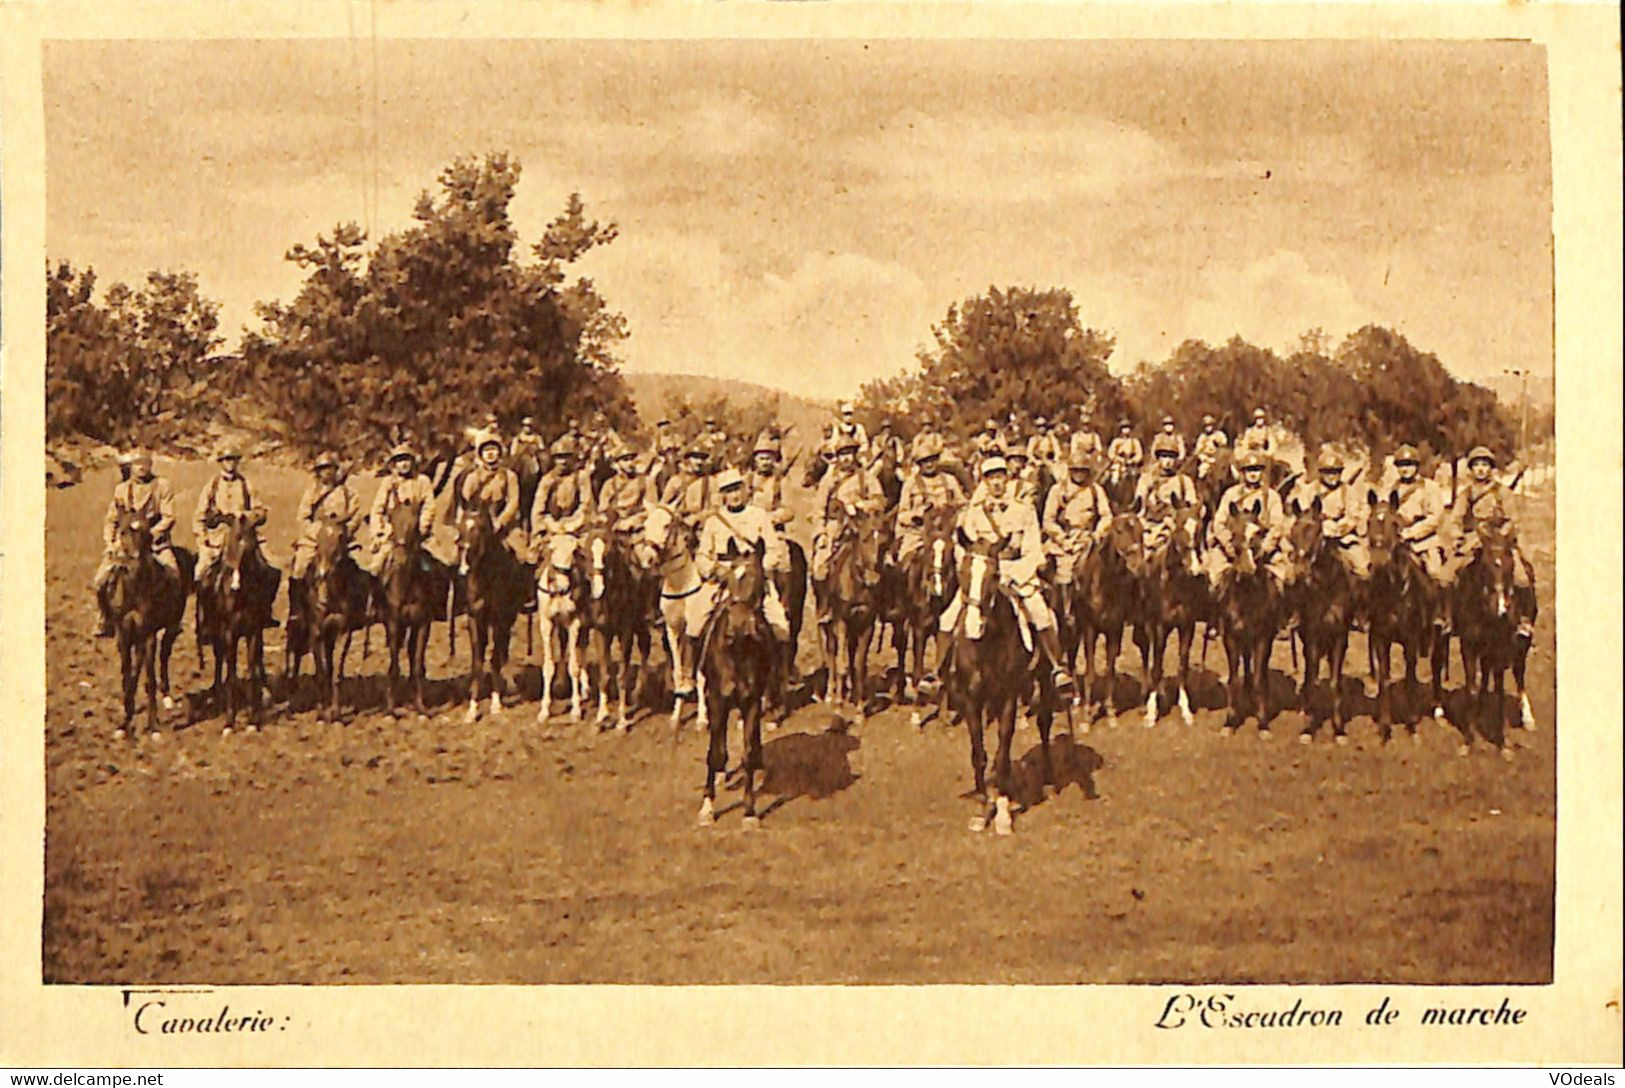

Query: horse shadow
[755,726,862,818]
[1008,733,1105,812]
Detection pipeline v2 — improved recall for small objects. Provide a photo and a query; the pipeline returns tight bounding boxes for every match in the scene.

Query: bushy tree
[46,261,222,444]
[858,286,1126,442]
[242,153,635,463]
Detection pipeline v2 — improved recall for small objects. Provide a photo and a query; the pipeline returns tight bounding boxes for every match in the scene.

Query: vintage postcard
[1,0,1619,1069]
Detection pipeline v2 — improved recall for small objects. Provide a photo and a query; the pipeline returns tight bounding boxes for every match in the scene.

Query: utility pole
[1503,367,1530,457]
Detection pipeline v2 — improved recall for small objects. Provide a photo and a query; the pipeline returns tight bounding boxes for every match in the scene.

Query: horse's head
[1287,498,1325,572]
[1363,489,1401,566]
[633,503,689,570]
[456,506,497,576]
[112,509,153,563]
[1104,513,1147,577]
[955,534,1004,641]
[1476,519,1519,617]
[716,537,766,622]
[312,511,351,576]
[924,512,959,601]
[386,499,423,551]
[538,533,582,600]
[215,512,263,591]
[1222,502,1263,576]
[582,527,614,601]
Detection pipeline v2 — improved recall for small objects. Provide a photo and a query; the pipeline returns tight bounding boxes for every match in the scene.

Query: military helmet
[550,434,579,458]
[754,429,782,457]
[1068,449,1099,472]
[1253,408,1268,420]
[1393,444,1421,466]
[1151,434,1182,458]
[215,443,243,463]
[116,449,138,467]
[387,443,416,464]
[912,432,944,463]
[313,450,341,471]
[1467,446,1497,468]
[1317,448,1345,473]
[1202,413,1216,425]
[129,448,154,467]
[469,429,502,455]
[1161,414,1176,426]
[1118,418,1133,430]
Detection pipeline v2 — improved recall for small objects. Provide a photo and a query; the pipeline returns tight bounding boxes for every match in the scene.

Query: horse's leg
[698,685,726,827]
[1298,637,1321,743]
[967,702,991,832]
[855,617,873,716]
[568,618,584,722]
[1176,622,1195,726]
[117,635,136,737]
[248,629,267,728]
[412,621,431,715]
[1254,633,1274,738]
[222,632,240,730]
[465,618,485,724]
[1102,628,1121,728]
[741,689,764,829]
[1143,624,1162,727]
[538,616,556,724]
[992,696,1017,836]
[1221,629,1243,736]
[158,622,180,712]
[1372,636,1393,744]
[385,621,402,716]
[492,617,512,718]
[1401,640,1421,740]
[1328,629,1348,745]
[1514,642,1535,731]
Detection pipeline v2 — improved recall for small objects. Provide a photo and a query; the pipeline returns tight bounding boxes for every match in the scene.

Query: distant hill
[623,372,834,453]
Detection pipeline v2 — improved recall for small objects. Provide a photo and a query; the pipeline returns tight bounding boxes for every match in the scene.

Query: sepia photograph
[32,34,1569,993]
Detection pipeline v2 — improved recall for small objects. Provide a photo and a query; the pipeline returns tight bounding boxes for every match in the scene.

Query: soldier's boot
[938,592,965,635]
[1036,626,1075,693]
[92,585,114,638]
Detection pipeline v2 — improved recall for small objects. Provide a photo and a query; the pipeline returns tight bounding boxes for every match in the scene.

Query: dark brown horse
[813,505,884,712]
[1453,521,1537,758]
[944,538,1054,835]
[194,512,280,731]
[1133,510,1209,729]
[378,500,453,717]
[578,525,655,731]
[1212,506,1287,738]
[1071,513,1145,729]
[455,507,531,723]
[287,513,374,721]
[104,511,194,738]
[1364,493,1448,744]
[695,540,775,829]
[765,538,809,733]
[891,508,960,730]
[1284,504,1356,744]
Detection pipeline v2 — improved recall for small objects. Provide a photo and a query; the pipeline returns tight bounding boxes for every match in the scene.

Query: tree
[861,286,1125,443]
[242,153,636,463]
[46,260,223,444]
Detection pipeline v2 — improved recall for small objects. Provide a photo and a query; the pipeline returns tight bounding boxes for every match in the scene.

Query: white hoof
[112,728,127,740]
[149,730,164,744]
[1520,694,1536,731]
[1299,732,1313,746]
[1500,746,1515,764]
[696,798,715,827]
[1433,706,1448,725]
[741,815,761,833]
[1145,693,1158,725]
[490,692,502,717]
[1335,734,1349,748]
[1258,729,1273,742]
[221,726,233,737]
[464,702,479,725]
[162,695,175,711]
[993,796,1013,837]
[1106,713,1119,730]
[1178,690,1193,727]
[967,814,988,833]
[1457,743,1471,758]
[910,710,923,732]
[536,703,550,724]
[764,720,779,735]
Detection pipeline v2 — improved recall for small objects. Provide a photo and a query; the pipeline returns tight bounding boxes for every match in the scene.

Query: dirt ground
[43,458,1555,984]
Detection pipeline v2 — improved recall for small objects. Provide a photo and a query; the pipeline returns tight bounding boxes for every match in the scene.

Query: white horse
[633,504,708,734]
[534,534,586,723]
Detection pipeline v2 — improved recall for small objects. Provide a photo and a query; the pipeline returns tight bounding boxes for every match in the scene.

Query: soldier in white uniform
[694,468,791,640]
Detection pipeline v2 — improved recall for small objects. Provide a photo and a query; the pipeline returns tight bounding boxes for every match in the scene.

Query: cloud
[1176,250,1372,359]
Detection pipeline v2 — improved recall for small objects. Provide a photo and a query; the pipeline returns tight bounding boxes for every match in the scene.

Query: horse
[578,523,658,732]
[533,532,591,723]
[1132,507,1208,729]
[944,537,1054,835]
[695,540,776,829]
[194,512,281,731]
[1283,502,1357,744]
[375,500,453,716]
[285,513,375,721]
[454,506,531,723]
[1211,506,1287,738]
[633,503,707,734]
[1453,520,1537,757]
[103,511,194,739]
[813,504,884,712]
[1103,461,1140,513]
[765,538,809,733]
[891,508,960,730]
[1071,513,1145,729]
[1363,492,1448,744]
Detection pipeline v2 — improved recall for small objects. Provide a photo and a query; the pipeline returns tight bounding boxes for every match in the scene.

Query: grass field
[43,456,1555,984]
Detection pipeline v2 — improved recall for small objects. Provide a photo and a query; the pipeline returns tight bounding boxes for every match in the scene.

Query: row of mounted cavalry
[98,438,1539,834]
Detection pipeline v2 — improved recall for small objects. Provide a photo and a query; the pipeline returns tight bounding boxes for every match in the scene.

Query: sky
[45,39,1553,401]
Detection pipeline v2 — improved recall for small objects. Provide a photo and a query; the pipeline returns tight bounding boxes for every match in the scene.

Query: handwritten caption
[1154,992,1529,1030]
[122,991,290,1036]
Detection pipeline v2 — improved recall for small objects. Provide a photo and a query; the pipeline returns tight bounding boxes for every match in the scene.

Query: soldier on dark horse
[747,427,809,710]
[1132,435,1206,728]
[456,428,531,723]
[1104,418,1144,512]
[284,450,372,714]
[694,539,777,830]
[889,432,966,724]
[811,435,887,709]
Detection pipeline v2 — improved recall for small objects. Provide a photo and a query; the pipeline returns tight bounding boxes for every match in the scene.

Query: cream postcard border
[1,0,1619,1068]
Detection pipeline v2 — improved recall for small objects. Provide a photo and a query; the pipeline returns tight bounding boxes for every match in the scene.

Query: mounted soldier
[458,428,526,561]
[938,456,1075,693]
[1135,434,1200,562]
[1069,420,1105,465]
[1155,414,1187,462]
[696,469,792,641]
[747,428,793,532]
[650,419,682,497]
[359,443,443,573]
[1441,446,1535,640]
[528,433,595,565]
[828,400,869,458]
[1289,448,1372,581]
[509,415,546,467]
[1193,413,1230,481]
[1106,418,1144,476]
[661,438,717,530]
[1041,447,1112,586]
[194,444,272,608]
[811,433,884,584]
[1005,444,1041,506]
[1238,407,1275,459]
[93,448,180,637]
[596,437,655,539]
[1386,444,1451,583]
[288,450,366,612]
[1027,415,1064,469]
[894,432,967,566]
[1205,450,1293,592]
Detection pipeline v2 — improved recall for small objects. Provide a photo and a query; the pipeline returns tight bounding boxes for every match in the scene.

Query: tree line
[48,152,1531,467]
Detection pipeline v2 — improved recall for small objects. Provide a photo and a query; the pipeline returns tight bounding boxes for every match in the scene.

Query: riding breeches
[938,580,1055,636]
[696,579,791,641]
[1438,534,1534,589]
